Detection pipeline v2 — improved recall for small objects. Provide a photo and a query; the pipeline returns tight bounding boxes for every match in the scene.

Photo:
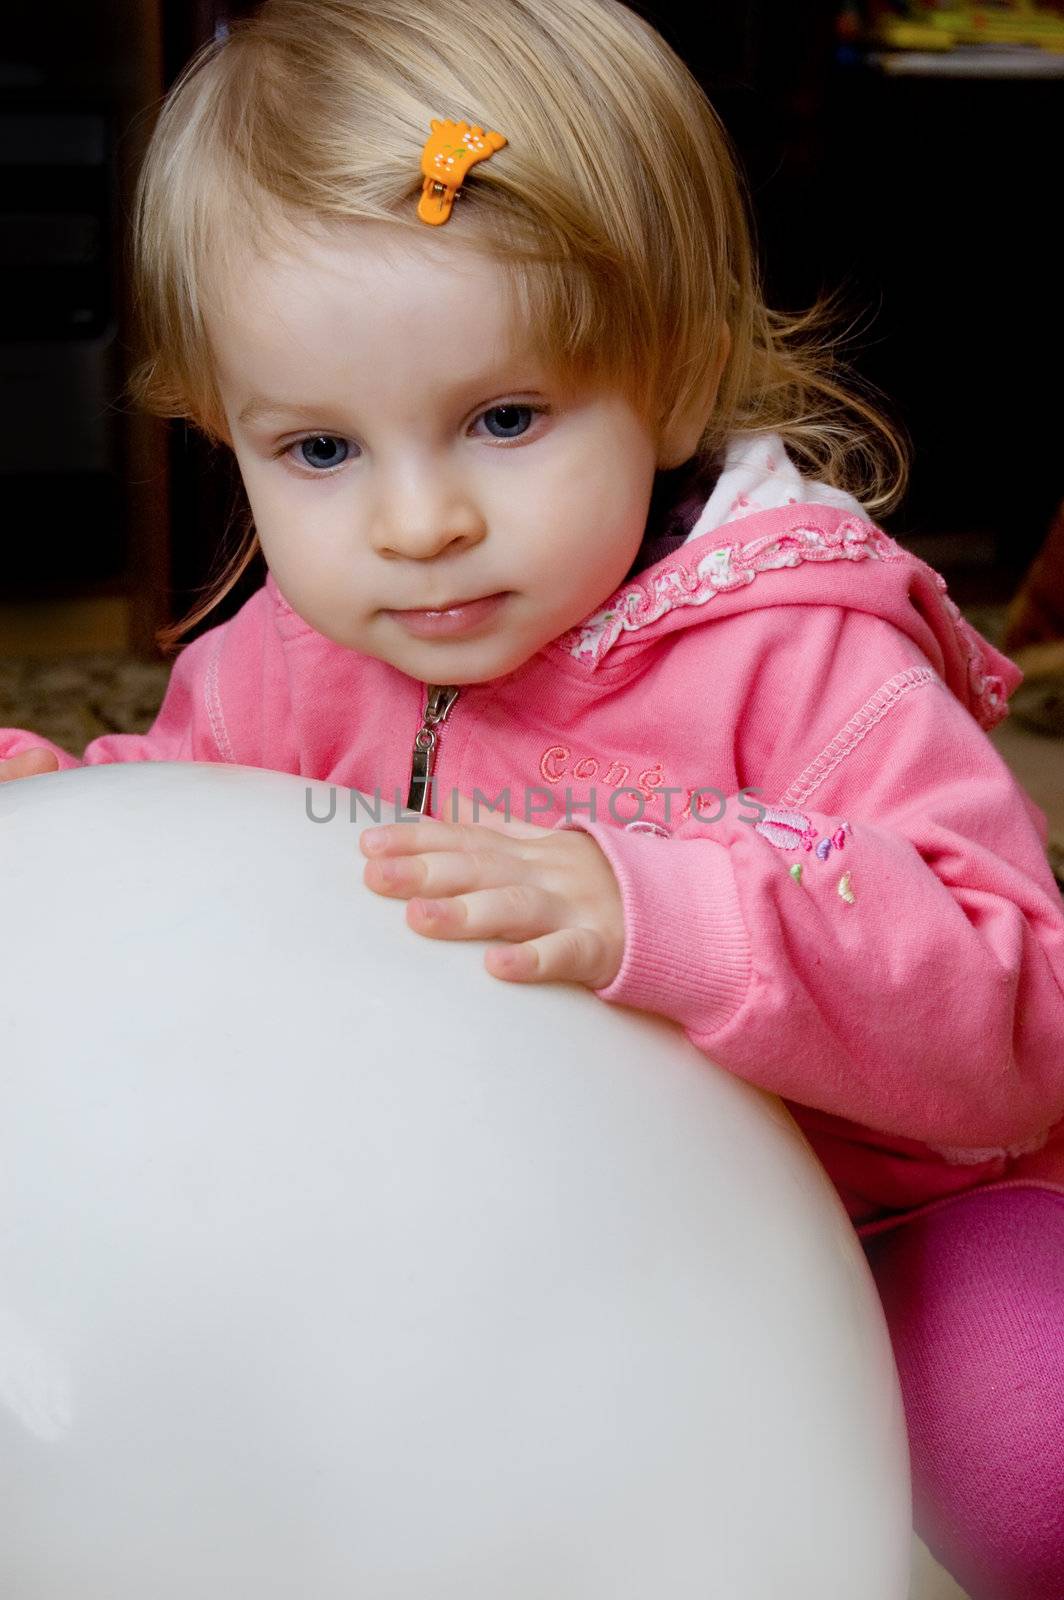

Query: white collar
[684,433,868,545]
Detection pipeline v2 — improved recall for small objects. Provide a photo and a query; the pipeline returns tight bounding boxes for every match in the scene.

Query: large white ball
[0,762,910,1598]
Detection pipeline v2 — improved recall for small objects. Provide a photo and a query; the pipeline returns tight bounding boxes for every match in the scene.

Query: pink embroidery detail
[559,517,901,669]
[537,746,664,796]
[540,745,570,783]
[941,589,1011,729]
[754,806,817,851]
[831,825,848,849]
[637,763,667,801]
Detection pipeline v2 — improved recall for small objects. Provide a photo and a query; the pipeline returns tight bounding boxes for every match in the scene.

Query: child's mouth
[383,593,509,638]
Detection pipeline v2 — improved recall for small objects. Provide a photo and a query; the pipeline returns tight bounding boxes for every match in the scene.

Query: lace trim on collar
[558,516,899,666]
[556,515,1012,730]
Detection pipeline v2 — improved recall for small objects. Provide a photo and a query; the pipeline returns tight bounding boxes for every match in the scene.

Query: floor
[0,648,171,760]
[963,604,1064,886]
[988,710,1064,884]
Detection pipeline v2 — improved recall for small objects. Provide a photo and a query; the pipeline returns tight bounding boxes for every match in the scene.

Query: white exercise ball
[0,761,910,1599]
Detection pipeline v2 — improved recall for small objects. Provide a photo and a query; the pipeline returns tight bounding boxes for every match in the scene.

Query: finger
[484,925,610,986]
[364,845,537,900]
[450,789,552,840]
[406,881,554,943]
[360,813,543,862]
[360,817,510,860]
[0,748,60,781]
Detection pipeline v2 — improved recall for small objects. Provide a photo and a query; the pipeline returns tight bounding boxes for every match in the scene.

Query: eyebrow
[238,398,334,427]
[237,376,549,430]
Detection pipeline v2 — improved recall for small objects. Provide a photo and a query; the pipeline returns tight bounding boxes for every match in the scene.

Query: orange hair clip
[417,118,507,226]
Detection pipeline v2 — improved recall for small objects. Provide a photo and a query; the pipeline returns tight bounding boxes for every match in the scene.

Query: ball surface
[0,762,910,1597]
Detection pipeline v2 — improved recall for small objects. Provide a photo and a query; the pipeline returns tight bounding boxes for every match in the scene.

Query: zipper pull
[406,683,460,816]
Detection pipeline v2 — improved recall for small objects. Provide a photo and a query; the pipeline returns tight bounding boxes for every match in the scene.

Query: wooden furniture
[0,1,169,656]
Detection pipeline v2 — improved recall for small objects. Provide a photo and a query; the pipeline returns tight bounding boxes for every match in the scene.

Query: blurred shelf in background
[865,44,1064,73]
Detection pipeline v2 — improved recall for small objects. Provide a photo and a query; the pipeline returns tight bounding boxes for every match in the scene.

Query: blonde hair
[129,0,908,652]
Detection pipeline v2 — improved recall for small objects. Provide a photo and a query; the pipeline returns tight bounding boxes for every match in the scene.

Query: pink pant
[861,1184,1064,1600]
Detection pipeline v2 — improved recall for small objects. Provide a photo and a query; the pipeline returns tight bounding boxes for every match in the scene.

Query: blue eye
[296,435,351,471]
[480,404,536,440]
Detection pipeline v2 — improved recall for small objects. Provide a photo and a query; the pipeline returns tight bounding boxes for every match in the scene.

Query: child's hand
[0,749,60,782]
[360,793,625,988]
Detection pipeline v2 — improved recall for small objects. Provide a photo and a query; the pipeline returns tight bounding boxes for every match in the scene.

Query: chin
[410,656,520,687]
[398,638,539,687]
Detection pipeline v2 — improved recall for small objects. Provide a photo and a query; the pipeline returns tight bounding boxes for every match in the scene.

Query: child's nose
[369,482,487,561]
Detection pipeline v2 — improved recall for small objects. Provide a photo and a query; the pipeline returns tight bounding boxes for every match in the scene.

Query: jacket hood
[544,501,1021,732]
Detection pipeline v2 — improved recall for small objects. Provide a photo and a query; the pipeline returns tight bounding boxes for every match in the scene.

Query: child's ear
[656,324,732,470]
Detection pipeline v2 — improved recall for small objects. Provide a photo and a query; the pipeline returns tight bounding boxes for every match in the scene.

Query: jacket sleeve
[558,614,1064,1156]
[0,585,280,771]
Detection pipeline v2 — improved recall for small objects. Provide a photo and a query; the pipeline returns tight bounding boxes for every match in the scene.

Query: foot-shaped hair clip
[418,118,507,226]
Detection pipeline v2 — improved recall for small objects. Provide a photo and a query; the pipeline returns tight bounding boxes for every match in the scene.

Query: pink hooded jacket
[5,453,1064,1238]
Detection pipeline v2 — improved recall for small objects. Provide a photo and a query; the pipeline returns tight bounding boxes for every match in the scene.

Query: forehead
[207,219,542,400]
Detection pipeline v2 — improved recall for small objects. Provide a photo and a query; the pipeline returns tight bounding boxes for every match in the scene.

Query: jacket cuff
[554,817,752,1036]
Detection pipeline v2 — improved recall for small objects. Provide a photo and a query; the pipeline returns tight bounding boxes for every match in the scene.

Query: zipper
[406,683,460,815]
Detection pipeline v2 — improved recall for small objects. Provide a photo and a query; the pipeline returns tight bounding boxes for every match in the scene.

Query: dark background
[1,0,1060,651]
